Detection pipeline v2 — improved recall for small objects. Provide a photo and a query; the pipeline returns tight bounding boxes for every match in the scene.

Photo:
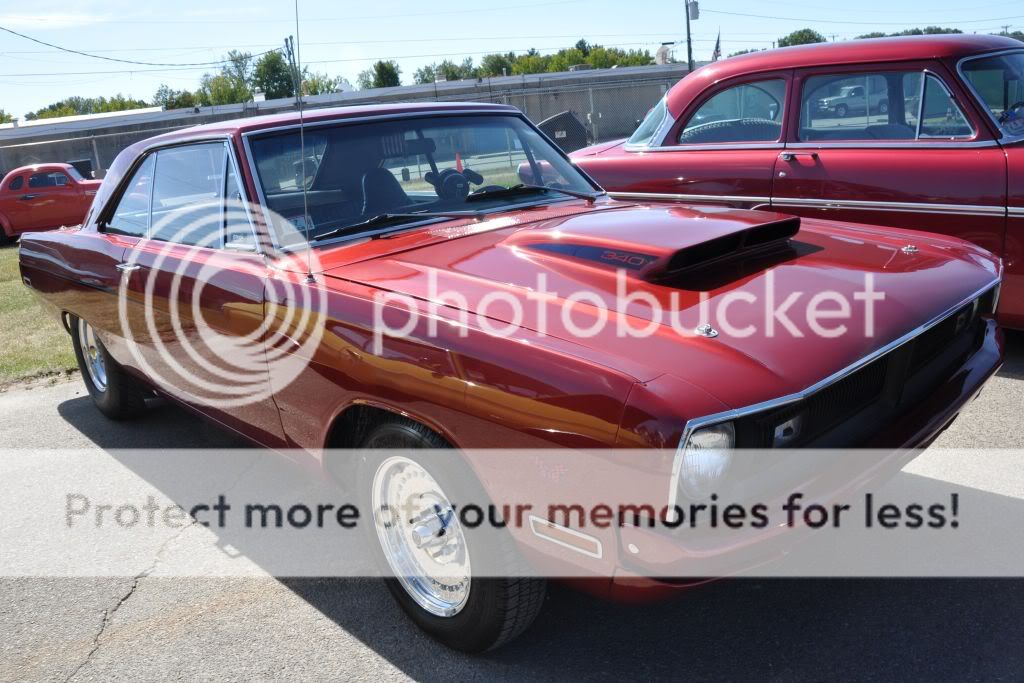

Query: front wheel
[878,99,889,114]
[357,417,546,652]
[835,103,849,118]
[70,316,148,420]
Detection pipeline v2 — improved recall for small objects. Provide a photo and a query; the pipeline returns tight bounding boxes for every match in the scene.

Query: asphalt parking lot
[2,332,1023,682]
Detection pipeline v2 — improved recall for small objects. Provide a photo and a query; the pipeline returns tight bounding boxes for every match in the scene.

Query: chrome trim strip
[609,191,769,204]
[770,196,1005,217]
[624,142,785,153]
[957,48,1024,146]
[785,140,998,149]
[528,515,603,559]
[1009,207,1024,217]
[666,278,1001,512]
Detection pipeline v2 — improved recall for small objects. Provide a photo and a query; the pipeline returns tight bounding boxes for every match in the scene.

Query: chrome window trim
[99,134,262,255]
[623,141,785,152]
[1008,207,1024,217]
[770,196,1005,217]
[957,48,1024,145]
[666,278,1001,512]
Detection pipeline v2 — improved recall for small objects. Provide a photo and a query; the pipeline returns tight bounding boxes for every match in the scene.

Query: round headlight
[677,422,735,500]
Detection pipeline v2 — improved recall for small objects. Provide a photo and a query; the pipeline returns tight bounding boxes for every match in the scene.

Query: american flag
[712,31,721,62]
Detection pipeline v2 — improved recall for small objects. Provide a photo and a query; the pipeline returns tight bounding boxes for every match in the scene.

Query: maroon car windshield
[248,114,596,246]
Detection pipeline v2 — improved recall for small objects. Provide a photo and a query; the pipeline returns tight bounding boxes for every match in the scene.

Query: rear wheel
[71,316,147,420]
[835,103,849,118]
[878,99,889,115]
[356,417,546,652]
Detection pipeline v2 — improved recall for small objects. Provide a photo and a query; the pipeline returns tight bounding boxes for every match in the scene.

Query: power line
[0,23,280,67]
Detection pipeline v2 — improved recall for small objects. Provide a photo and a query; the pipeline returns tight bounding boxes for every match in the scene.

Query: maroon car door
[772,62,1006,261]
[117,141,287,446]
[606,74,790,208]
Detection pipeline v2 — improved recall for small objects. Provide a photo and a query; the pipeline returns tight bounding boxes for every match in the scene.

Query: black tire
[70,316,148,420]
[835,103,849,118]
[356,417,546,652]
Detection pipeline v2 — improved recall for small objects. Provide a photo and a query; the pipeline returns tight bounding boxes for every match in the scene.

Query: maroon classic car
[0,163,101,243]
[19,103,1003,651]
[571,35,1024,328]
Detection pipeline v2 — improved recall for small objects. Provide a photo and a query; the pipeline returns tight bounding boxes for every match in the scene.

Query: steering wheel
[999,100,1024,124]
[426,169,471,201]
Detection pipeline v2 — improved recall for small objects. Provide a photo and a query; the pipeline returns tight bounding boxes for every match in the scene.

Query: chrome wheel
[77,319,108,392]
[371,456,471,617]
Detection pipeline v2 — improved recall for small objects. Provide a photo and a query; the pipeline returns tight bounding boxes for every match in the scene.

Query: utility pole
[684,0,696,72]
[1001,24,1011,35]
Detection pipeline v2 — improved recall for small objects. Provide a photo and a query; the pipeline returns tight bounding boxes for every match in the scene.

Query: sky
[1,0,1023,118]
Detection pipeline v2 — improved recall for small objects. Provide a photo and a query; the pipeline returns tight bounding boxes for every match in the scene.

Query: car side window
[28,171,69,188]
[8,175,23,191]
[678,79,786,144]
[799,71,973,141]
[150,143,226,247]
[107,155,156,237]
[223,159,257,251]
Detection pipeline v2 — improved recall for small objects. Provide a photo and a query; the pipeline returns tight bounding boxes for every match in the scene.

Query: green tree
[586,47,651,68]
[574,39,591,57]
[357,60,401,89]
[778,29,827,47]
[197,73,250,106]
[511,54,550,75]
[479,52,515,77]
[856,26,963,39]
[153,85,198,110]
[548,48,586,72]
[253,51,294,100]
[302,71,342,95]
[26,95,149,120]
[0,109,14,123]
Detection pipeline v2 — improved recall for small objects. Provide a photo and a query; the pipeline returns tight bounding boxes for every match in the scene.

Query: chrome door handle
[19,194,39,201]
[116,263,141,273]
[779,151,819,162]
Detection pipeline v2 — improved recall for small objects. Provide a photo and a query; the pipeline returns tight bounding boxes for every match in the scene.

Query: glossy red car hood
[321,201,999,406]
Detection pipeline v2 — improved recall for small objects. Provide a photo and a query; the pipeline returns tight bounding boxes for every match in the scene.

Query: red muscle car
[0,163,101,243]
[571,35,1024,328]
[18,103,1003,651]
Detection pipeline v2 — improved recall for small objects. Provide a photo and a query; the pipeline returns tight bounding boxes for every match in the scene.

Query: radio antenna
[287,0,313,282]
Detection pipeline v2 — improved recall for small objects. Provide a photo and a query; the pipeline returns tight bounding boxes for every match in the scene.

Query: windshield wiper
[465,183,602,203]
[312,210,482,242]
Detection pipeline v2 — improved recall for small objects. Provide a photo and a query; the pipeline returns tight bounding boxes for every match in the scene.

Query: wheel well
[322,404,451,486]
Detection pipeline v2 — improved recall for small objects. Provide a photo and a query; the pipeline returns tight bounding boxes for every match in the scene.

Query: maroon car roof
[666,34,1022,115]
[146,101,519,143]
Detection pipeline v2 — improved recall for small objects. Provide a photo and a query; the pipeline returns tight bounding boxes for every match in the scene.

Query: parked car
[19,103,1003,652]
[571,35,1024,328]
[817,78,890,117]
[0,163,101,243]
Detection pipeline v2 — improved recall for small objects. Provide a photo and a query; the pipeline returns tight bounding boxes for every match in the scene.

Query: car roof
[666,34,1022,114]
[2,163,73,183]
[143,101,520,144]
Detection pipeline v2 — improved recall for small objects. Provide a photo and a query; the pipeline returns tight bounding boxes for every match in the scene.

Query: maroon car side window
[678,79,786,144]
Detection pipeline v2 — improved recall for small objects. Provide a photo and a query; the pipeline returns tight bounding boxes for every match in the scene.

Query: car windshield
[961,51,1024,138]
[249,113,598,247]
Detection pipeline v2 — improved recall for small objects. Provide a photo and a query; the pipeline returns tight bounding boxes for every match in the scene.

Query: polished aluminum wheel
[371,456,471,617]
[77,319,108,392]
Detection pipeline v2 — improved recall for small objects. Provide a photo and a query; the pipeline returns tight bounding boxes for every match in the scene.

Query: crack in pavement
[61,450,267,682]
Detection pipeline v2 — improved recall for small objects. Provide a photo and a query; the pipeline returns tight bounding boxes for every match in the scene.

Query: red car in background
[0,163,101,243]
[571,35,1024,328]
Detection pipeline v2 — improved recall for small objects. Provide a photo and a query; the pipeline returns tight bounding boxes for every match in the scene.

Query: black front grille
[733,294,989,449]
